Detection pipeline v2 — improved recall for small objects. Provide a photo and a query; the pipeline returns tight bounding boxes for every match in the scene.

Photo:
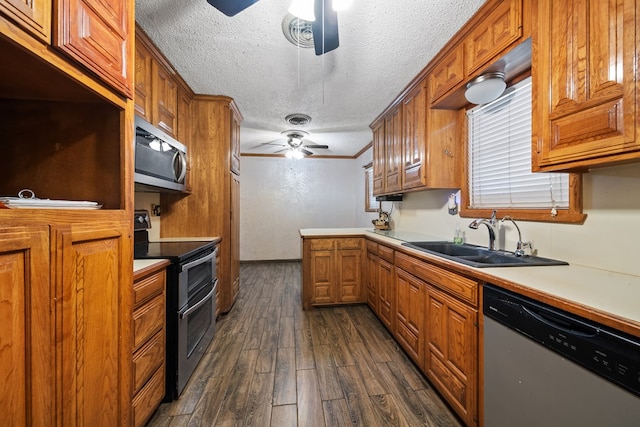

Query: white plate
[0,198,102,209]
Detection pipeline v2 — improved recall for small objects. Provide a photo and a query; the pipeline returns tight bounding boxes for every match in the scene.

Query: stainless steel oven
[133,210,218,401]
[175,248,217,395]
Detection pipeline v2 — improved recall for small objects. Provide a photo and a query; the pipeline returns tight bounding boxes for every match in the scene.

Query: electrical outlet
[151,204,161,216]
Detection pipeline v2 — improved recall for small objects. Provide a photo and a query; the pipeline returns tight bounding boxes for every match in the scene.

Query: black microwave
[134,116,187,193]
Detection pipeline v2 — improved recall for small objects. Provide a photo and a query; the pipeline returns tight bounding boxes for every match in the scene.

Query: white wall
[354,147,380,228]
[240,156,366,260]
[391,162,640,277]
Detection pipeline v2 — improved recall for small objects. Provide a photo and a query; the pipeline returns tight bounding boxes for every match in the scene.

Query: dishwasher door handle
[521,305,596,338]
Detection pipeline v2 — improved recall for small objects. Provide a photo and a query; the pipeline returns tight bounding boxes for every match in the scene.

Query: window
[461,76,585,223]
[364,162,377,212]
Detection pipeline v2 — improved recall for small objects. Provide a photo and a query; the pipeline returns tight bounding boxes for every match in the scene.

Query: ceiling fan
[206,0,341,55]
[256,130,329,157]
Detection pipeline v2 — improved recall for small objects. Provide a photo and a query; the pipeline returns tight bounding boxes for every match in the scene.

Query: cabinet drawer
[366,240,378,255]
[133,270,165,306]
[378,244,395,263]
[309,239,335,251]
[336,238,362,250]
[132,367,165,427]
[133,331,164,394]
[395,252,478,306]
[133,294,165,350]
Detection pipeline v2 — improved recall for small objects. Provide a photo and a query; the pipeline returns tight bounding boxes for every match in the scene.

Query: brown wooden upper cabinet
[135,28,180,138]
[532,0,639,172]
[464,0,523,77]
[135,36,154,121]
[55,0,133,98]
[0,0,50,42]
[384,104,403,193]
[372,120,386,194]
[402,81,427,191]
[428,44,464,106]
[152,60,178,137]
[429,0,526,108]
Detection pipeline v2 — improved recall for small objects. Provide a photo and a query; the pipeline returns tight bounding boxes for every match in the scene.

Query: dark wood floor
[148,261,461,427]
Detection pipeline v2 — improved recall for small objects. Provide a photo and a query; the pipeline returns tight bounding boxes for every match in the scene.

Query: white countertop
[300,228,640,332]
[134,259,169,273]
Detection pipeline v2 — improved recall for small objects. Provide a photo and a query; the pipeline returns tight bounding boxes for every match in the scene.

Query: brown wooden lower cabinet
[425,284,478,426]
[395,267,426,369]
[132,262,168,427]
[302,237,365,309]
[364,240,479,427]
[0,226,52,426]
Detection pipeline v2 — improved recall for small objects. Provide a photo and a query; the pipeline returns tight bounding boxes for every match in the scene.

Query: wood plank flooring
[148,261,462,427]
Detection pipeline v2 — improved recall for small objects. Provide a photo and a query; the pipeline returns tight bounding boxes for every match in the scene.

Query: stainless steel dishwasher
[483,284,640,427]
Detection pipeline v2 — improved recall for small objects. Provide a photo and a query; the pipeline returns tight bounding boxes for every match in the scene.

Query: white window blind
[365,164,377,212]
[467,77,568,210]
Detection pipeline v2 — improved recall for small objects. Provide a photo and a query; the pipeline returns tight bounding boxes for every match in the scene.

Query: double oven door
[168,247,218,399]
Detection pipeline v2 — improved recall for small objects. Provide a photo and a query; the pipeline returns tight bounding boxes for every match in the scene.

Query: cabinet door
[336,249,362,303]
[55,0,133,97]
[152,60,178,137]
[230,173,240,303]
[230,109,241,175]
[425,108,462,188]
[533,0,638,171]
[134,37,153,122]
[310,250,335,304]
[177,86,193,192]
[429,44,464,105]
[372,120,386,195]
[365,252,378,312]
[395,268,425,368]
[377,258,395,333]
[384,106,402,193]
[0,226,52,426]
[56,223,132,427]
[0,0,50,41]
[402,81,426,190]
[425,285,477,426]
[464,0,522,76]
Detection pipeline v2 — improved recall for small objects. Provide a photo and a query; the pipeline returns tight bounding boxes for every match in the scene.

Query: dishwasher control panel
[484,284,640,397]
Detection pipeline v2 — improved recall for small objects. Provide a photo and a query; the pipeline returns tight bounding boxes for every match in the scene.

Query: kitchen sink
[401,241,568,268]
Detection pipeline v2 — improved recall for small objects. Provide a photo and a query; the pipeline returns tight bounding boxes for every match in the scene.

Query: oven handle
[180,249,216,272]
[179,285,215,319]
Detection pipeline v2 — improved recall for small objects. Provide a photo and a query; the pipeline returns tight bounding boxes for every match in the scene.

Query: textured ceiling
[135,0,485,157]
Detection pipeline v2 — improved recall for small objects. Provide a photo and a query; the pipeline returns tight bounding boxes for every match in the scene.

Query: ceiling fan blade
[273,148,289,154]
[300,148,314,156]
[206,0,259,16]
[312,0,339,55]
[304,144,329,149]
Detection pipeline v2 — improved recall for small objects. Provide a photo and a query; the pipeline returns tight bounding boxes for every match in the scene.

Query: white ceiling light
[288,0,315,22]
[332,0,353,11]
[465,72,506,105]
[285,148,305,159]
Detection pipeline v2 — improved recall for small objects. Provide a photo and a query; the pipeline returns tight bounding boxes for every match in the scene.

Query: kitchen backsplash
[389,162,640,277]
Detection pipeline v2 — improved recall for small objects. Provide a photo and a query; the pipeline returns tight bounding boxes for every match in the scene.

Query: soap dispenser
[453,223,464,245]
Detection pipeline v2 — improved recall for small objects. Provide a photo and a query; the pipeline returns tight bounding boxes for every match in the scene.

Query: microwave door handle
[179,285,216,319]
[173,150,187,183]
[180,250,216,272]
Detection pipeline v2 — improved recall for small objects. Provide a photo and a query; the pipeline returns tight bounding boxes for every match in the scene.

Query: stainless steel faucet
[468,210,498,250]
[500,215,532,257]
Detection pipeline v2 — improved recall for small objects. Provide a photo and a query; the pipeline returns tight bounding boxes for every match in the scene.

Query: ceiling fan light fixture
[465,72,506,105]
[332,0,353,11]
[288,0,315,22]
[285,148,305,159]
